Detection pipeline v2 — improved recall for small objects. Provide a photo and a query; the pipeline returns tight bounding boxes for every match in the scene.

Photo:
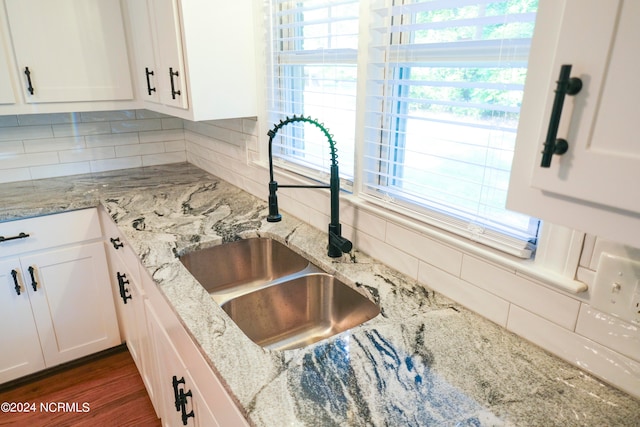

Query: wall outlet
[592,253,640,324]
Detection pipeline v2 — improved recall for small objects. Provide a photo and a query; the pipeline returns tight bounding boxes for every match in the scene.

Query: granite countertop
[1,163,638,426]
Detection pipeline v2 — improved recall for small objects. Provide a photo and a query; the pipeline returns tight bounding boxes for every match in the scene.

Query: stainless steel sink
[179,238,380,350]
[180,238,309,304]
[221,273,380,351]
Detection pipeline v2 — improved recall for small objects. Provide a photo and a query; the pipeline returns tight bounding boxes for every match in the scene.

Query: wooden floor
[0,346,160,427]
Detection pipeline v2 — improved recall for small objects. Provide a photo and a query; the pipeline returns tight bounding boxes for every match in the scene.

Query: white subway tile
[0,140,24,155]
[0,152,56,169]
[356,229,419,279]
[139,129,184,143]
[161,118,184,130]
[0,116,18,127]
[85,132,139,148]
[116,142,165,157]
[80,110,135,122]
[576,304,640,363]
[348,205,387,242]
[461,255,580,330]
[136,110,170,119]
[24,136,85,153]
[30,162,90,179]
[164,140,186,152]
[418,261,510,326]
[386,222,463,276]
[110,119,162,133]
[0,125,53,141]
[142,151,187,166]
[52,122,111,137]
[508,305,640,399]
[243,118,258,136]
[59,147,115,163]
[18,113,78,125]
[90,156,142,173]
[0,167,31,183]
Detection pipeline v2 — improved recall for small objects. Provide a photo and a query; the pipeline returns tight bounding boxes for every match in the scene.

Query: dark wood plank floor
[0,345,160,427]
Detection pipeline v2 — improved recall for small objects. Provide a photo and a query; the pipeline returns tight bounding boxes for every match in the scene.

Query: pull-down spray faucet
[266,116,352,258]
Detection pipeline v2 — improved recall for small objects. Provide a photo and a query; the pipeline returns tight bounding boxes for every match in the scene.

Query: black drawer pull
[540,64,583,168]
[11,269,20,295]
[0,232,30,243]
[179,388,194,425]
[28,266,38,291]
[145,67,156,96]
[110,237,124,250]
[24,67,34,95]
[169,67,181,99]
[117,272,132,304]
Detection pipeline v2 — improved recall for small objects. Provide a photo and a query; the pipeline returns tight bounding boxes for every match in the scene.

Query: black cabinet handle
[110,237,124,250]
[24,67,34,95]
[11,269,20,295]
[540,64,583,168]
[172,375,185,411]
[28,266,38,291]
[169,67,181,99]
[0,232,30,243]
[145,67,156,96]
[178,388,195,425]
[117,272,132,304]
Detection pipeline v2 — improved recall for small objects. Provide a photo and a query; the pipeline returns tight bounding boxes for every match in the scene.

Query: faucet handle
[328,228,352,257]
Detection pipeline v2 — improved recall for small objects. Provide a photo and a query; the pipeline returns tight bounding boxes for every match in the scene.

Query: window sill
[345,194,588,294]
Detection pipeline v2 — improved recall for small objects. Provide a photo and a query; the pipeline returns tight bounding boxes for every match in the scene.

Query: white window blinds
[362,0,539,257]
[265,0,360,181]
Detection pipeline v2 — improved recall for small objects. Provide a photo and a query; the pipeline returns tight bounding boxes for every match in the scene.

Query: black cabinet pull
[169,67,181,99]
[145,67,156,96]
[172,375,185,411]
[24,67,34,95]
[117,272,132,304]
[179,388,195,425]
[0,232,30,243]
[540,64,583,168]
[11,270,20,295]
[110,237,124,250]
[28,266,37,291]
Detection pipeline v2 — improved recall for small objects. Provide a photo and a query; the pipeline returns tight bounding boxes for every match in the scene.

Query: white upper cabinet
[124,0,257,121]
[0,30,15,105]
[3,0,133,104]
[508,0,640,248]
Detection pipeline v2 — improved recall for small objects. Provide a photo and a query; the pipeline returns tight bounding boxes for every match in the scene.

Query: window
[265,0,360,181]
[266,0,540,258]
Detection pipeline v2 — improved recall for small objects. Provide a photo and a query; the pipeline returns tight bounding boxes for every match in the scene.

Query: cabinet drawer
[0,209,101,258]
[98,206,141,284]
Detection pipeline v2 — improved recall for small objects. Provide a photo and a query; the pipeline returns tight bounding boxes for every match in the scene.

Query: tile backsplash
[1,109,638,399]
[0,110,186,183]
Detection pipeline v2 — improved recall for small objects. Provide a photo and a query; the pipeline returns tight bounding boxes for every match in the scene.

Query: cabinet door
[507,0,640,246]
[0,259,45,383]
[146,300,197,427]
[0,34,15,105]
[125,0,161,104]
[21,242,120,367]
[527,0,640,212]
[4,0,133,103]
[150,0,189,109]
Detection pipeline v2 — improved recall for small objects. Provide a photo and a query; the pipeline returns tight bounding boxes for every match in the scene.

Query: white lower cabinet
[0,209,120,384]
[99,207,248,426]
[146,300,219,427]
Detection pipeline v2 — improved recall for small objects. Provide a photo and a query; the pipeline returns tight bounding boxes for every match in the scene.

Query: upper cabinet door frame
[5,0,133,103]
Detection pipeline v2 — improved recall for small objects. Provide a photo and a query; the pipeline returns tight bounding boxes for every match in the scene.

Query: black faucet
[266,116,353,258]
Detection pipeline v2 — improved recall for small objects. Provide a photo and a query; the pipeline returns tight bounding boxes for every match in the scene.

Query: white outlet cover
[592,253,640,324]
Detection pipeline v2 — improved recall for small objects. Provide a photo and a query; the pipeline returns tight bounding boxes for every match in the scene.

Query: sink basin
[180,238,309,303]
[221,273,380,351]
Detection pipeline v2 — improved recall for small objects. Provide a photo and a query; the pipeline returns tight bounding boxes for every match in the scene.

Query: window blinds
[362,0,539,257]
[265,0,360,181]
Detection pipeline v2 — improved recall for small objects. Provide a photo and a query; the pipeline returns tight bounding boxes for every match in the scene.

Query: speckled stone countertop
[1,163,638,426]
